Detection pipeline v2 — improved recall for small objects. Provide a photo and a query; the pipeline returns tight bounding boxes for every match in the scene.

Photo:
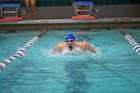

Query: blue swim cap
[65,34,75,41]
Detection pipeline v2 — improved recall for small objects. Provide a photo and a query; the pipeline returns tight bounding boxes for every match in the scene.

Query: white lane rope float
[119,31,140,55]
[0,29,48,71]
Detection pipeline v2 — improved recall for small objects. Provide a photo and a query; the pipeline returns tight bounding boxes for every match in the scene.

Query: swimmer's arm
[52,43,63,54]
[52,47,58,54]
[86,43,96,53]
[52,46,61,54]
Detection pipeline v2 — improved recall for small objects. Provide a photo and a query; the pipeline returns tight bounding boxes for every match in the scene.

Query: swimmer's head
[65,34,75,42]
[65,34,75,51]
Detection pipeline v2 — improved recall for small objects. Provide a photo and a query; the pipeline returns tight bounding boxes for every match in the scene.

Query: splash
[44,47,102,61]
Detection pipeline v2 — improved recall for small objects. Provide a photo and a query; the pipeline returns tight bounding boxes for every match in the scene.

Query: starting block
[0,0,22,22]
[72,1,95,20]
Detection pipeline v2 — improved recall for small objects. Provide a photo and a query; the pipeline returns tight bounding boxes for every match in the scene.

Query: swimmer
[52,34,96,53]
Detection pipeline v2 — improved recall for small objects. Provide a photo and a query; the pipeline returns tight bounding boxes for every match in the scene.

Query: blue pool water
[0,29,140,93]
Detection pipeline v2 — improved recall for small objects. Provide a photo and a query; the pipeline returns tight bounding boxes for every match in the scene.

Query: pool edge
[0,17,140,31]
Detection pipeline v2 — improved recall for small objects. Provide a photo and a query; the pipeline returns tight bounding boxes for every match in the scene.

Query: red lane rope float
[0,29,48,71]
[0,17,22,22]
[72,15,95,20]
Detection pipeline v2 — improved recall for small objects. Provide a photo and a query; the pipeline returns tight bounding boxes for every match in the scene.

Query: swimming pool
[0,29,140,93]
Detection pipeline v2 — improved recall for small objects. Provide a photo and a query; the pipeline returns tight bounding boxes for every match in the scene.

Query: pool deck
[0,17,140,31]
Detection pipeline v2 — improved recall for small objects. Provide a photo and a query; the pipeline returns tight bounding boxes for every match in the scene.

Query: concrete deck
[0,17,140,31]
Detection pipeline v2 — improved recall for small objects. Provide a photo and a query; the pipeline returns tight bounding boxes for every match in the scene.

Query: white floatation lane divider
[120,31,140,55]
[0,29,48,71]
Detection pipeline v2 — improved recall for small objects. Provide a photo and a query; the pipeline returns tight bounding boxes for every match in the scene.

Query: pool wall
[0,18,140,31]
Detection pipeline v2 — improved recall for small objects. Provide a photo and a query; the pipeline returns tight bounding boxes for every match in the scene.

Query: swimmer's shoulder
[75,42,87,46]
[56,42,65,48]
[52,42,65,53]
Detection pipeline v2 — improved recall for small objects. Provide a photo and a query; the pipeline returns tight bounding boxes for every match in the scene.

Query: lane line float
[120,30,140,55]
[0,29,48,71]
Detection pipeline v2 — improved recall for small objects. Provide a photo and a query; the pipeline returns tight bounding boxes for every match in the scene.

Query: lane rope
[0,29,48,71]
[119,30,140,55]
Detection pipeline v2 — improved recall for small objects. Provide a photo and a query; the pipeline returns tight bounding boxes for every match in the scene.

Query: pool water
[0,29,140,93]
